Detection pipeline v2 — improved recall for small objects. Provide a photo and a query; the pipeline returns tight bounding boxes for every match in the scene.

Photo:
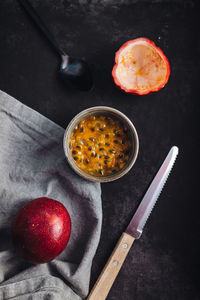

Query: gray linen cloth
[0,90,102,300]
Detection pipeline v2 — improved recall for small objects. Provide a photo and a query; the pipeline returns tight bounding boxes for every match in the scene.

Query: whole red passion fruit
[12,197,71,264]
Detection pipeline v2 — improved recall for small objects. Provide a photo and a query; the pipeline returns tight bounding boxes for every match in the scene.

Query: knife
[87,146,179,300]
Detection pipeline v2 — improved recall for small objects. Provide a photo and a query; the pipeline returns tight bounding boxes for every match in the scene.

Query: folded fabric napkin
[0,90,102,300]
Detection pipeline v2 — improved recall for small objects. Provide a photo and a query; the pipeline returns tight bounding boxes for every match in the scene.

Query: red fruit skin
[12,197,71,264]
[112,37,171,95]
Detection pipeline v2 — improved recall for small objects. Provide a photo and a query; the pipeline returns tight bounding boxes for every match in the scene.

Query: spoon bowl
[60,55,93,91]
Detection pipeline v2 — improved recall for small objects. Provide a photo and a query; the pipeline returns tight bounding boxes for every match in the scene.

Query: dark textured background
[0,0,199,299]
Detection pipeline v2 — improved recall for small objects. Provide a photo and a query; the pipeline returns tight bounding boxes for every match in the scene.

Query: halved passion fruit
[112,38,170,95]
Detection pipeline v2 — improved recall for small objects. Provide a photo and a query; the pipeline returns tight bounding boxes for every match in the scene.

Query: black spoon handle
[18,0,65,56]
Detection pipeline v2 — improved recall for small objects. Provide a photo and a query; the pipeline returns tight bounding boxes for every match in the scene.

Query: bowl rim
[63,106,139,183]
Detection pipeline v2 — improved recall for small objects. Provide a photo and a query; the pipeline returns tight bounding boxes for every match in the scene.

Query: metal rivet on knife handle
[112,260,118,266]
[87,146,179,300]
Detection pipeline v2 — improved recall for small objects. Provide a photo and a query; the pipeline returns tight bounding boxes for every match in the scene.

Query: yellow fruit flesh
[69,114,131,176]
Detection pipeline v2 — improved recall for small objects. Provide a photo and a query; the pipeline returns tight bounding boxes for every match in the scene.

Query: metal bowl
[63,106,139,182]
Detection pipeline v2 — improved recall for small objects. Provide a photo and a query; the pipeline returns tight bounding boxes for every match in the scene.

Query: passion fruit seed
[109,149,115,153]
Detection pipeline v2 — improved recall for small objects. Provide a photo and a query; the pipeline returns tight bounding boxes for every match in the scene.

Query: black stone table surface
[0,1,199,299]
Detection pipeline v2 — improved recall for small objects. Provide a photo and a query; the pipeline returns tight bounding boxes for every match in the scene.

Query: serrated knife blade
[126,146,179,239]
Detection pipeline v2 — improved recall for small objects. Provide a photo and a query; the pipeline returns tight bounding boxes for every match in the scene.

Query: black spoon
[18,0,93,91]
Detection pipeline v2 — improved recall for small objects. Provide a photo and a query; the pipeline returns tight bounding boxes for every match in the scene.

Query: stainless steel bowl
[63,106,139,182]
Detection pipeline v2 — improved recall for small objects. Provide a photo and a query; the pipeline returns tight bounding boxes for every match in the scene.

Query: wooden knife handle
[87,232,135,300]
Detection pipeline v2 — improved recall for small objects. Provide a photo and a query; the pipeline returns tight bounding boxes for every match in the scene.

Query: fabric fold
[0,90,102,299]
